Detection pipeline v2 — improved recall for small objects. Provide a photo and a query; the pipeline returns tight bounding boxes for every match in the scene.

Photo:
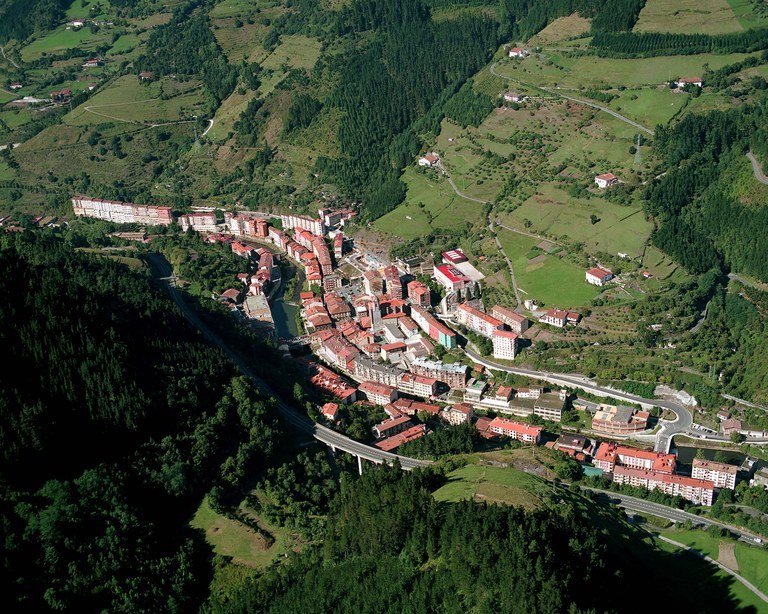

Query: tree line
[591,28,768,57]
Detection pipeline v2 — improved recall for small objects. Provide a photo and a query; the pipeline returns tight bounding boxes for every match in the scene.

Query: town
[67,195,758,508]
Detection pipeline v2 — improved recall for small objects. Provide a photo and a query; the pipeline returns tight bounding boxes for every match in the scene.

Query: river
[270,260,303,340]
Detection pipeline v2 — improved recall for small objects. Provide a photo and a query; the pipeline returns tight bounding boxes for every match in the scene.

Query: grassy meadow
[634,0,745,34]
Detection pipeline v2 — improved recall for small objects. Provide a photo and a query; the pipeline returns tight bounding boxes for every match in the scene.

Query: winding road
[747,151,768,185]
[146,253,430,470]
[463,347,692,452]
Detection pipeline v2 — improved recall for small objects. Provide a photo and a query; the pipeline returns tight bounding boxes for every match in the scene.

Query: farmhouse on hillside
[676,77,703,88]
[508,47,530,58]
[504,91,524,103]
[418,152,440,167]
[585,267,613,286]
[594,172,618,189]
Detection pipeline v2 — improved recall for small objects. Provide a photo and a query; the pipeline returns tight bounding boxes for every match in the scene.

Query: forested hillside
[206,464,746,613]
[0,233,284,610]
[647,100,768,281]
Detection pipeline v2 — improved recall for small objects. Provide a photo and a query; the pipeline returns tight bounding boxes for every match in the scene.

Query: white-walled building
[585,267,613,286]
[692,458,737,490]
[492,329,520,360]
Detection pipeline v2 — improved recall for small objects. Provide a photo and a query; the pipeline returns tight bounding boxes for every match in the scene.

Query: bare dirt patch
[718,541,739,571]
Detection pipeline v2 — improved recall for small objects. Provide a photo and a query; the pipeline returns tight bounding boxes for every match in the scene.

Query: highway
[146,253,431,470]
[590,489,764,544]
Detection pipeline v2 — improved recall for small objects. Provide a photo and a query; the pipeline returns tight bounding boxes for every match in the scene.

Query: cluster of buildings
[591,442,743,506]
[71,196,173,225]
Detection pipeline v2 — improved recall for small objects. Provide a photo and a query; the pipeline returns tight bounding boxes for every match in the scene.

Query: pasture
[528,14,592,45]
[260,35,323,73]
[634,0,744,35]
[497,228,599,307]
[432,462,547,510]
[500,185,652,257]
[658,527,768,596]
[373,166,486,240]
[206,88,259,141]
[497,52,756,89]
[65,76,205,126]
[191,496,293,568]
[20,26,114,62]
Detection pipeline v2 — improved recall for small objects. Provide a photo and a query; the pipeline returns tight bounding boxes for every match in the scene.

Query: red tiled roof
[596,172,617,181]
[435,264,468,283]
[586,267,612,278]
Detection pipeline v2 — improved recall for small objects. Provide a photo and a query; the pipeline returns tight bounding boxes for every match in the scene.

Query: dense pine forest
[0,233,284,610]
[647,100,768,282]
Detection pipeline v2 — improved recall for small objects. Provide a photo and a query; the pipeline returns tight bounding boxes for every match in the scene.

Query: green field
[66,0,114,20]
[498,228,600,307]
[497,51,756,89]
[65,75,204,126]
[261,35,323,72]
[528,14,592,46]
[372,166,486,239]
[634,0,745,34]
[500,185,652,257]
[190,496,293,568]
[728,0,768,30]
[658,527,768,597]
[20,26,114,62]
[433,462,551,509]
[107,33,140,56]
[606,87,689,127]
[652,534,768,612]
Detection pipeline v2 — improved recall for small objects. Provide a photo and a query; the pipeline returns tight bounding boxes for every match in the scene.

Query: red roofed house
[82,59,100,68]
[488,417,541,444]
[139,71,153,80]
[492,329,520,360]
[676,77,703,88]
[594,172,618,189]
[456,302,504,338]
[374,424,427,452]
[692,458,737,490]
[508,47,530,58]
[372,415,412,439]
[539,308,568,328]
[407,280,431,307]
[585,267,614,286]
[358,381,398,406]
[491,305,529,334]
[418,152,440,167]
[434,264,470,292]
[593,442,676,474]
[321,402,340,423]
[10,82,22,90]
[396,372,438,398]
[442,249,468,265]
[443,403,474,426]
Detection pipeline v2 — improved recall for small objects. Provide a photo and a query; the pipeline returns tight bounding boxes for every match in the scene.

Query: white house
[9,82,22,90]
[594,172,618,189]
[676,77,703,88]
[508,47,530,58]
[503,91,523,103]
[585,267,613,286]
[418,152,440,167]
